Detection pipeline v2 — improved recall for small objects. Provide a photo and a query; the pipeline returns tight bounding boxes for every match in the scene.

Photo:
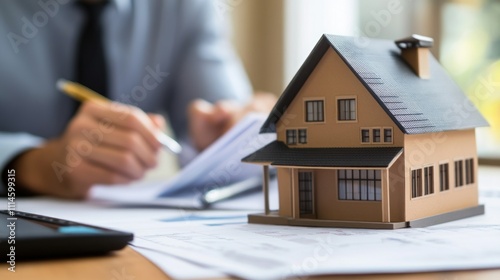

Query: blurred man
[0,0,275,198]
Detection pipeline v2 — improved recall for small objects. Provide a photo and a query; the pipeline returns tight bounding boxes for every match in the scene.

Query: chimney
[395,34,434,79]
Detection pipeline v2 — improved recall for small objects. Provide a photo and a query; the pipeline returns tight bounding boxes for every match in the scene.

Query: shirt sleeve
[167,0,253,141]
[0,132,44,195]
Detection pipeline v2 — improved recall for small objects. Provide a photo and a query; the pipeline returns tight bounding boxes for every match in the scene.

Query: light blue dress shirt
[0,0,252,194]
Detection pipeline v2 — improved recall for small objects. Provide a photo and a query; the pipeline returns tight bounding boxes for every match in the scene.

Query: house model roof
[261,34,488,134]
[242,142,403,167]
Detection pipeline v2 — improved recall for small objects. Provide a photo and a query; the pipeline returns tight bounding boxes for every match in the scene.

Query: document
[131,211,500,279]
[128,172,500,279]
[89,113,275,208]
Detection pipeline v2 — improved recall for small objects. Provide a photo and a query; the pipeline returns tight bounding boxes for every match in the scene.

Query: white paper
[131,246,226,279]
[128,168,500,279]
[89,113,275,208]
[158,113,273,196]
[131,215,500,279]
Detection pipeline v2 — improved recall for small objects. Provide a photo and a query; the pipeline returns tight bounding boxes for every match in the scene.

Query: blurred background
[222,0,500,163]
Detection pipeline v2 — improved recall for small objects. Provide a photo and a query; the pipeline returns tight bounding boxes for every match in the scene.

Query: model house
[242,34,488,229]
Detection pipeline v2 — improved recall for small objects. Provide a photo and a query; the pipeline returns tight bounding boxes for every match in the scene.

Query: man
[0,0,275,198]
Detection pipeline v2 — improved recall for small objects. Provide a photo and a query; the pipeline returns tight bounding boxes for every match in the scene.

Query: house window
[465,158,474,185]
[338,169,381,201]
[439,163,449,191]
[372,129,381,143]
[361,129,370,143]
[286,129,297,145]
[384,128,393,143]
[455,160,464,187]
[361,128,393,144]
[424,166,434,195]
[298,129,307,144]
[411,169,422,198]
[298,172,313,215]
[337,98,356,121]
[305,100,324,122]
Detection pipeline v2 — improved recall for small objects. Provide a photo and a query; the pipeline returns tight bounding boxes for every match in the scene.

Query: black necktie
[76,1,109,98]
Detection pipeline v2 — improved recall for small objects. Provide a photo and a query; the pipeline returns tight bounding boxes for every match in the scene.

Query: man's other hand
[188,93,277,151]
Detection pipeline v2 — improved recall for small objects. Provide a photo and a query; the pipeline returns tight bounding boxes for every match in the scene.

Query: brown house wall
[404,129,479,221]
[314,169,383,222]
[388,155,405,222]
[277,168,292,217]
[277,167,385,222]
[275,130,479,223]
[275,48,404,148]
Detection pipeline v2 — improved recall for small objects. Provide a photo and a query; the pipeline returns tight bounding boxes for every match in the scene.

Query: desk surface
[2,246,500,280]
[2,166,500,279]
[1,247,169,280]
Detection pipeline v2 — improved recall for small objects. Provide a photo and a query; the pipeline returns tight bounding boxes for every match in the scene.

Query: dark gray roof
[261,35,488,134]
[242,141,403,168]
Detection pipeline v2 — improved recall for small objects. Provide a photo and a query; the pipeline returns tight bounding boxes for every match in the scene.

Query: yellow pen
[57,79,182,154]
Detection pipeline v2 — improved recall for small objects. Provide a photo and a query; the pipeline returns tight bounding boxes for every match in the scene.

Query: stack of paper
[89,113,275,208]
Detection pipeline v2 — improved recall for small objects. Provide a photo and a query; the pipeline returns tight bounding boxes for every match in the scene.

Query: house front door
[298,171,314,218]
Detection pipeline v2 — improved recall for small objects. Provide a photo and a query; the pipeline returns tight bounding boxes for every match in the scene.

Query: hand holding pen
[11,80,181,199]
[58,80,182,154]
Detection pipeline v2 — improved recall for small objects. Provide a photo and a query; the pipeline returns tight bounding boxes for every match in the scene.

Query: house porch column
[263,165,270,214]
[382,168,391,222]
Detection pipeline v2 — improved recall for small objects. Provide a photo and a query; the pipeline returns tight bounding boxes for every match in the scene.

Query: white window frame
[372,127,381,143]
[338,169,381,201]
[438,161,450,192]
[298,128,307,144]
[304,98,326,123]
[360,128,371,144]
[411,168,423,199]
[454,159,464,188]
[423,165,434,196]
[298,171,314,215]
[465,158,474,185]
[336,96,358,122]
[383,127,393,144]
[286,129,297,145]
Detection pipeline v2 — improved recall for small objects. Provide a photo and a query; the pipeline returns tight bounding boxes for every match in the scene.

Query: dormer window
[337,98,356,121]
[298,129,307,144]
[286,129,297,145]
[372,129,381,143]
[305,100,324,122]
[361,129,370,143]
[384,128,393,143]
[360,127,393,144]
[286,129,307,145]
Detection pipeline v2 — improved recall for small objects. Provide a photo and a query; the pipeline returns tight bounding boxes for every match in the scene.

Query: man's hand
[12,102,165,199]
[188,92,277,151]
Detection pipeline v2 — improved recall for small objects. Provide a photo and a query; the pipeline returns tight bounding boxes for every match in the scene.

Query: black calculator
[0,210,133,260]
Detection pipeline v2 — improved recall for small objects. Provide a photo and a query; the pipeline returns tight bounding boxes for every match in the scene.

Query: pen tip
[56,79,67,91]
[157,133,182,154]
